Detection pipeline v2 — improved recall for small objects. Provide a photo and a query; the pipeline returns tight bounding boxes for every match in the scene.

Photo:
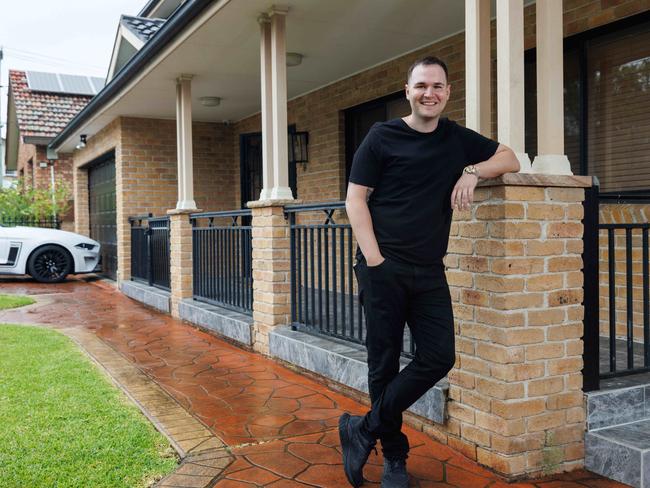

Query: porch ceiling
[59,0,469,152]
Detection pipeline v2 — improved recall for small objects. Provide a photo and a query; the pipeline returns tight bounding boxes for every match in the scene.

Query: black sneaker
[338,413,377,487]
[381,457,408,488]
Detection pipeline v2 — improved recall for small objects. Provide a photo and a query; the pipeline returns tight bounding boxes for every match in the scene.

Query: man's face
[405,64,450,121]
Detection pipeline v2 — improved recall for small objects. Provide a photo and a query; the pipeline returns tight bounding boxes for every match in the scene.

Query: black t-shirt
[349,117,499,265]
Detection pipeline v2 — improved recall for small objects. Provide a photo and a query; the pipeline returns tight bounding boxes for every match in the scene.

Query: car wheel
[27,245,72,283]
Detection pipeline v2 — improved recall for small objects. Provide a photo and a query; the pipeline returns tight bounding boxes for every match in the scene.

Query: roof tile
[9,70,94,139]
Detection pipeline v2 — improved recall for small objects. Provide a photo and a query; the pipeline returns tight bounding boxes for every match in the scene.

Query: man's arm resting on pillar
[346,182,384,267]
[474,144,520,179]
[451,144,521,210]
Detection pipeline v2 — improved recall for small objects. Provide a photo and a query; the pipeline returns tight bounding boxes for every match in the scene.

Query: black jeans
[354,256,456,460]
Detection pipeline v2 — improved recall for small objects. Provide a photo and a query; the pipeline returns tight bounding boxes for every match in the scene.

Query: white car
[0,225,101,283]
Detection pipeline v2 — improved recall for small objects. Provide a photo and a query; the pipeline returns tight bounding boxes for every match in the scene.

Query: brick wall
[16,138,36,187]
[72,116,238,280]
[14,138,75,226]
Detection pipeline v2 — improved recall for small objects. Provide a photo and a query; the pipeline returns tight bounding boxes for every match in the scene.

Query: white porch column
[465,0,491,136]
[258,15,274,201]
[532,0,572,174]
[496,0,532,172]
[268,7,293,200]
[175,74,198,209]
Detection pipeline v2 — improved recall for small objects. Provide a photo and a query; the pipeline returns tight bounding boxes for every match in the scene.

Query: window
[345,92,411,182]
[525,14,650,194]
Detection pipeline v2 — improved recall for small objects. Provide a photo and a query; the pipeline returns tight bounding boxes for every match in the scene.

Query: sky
[0,0,143,138]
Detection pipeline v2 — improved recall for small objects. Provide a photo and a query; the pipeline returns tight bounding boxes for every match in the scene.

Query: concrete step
[585,384,650,487]
[586,419,650,488]
[586,384,649,431]
[268,325,447,424]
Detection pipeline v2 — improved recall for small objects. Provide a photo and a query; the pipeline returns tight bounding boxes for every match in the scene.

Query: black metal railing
[599,220,650,379]
[0,217,61,229]
[190,210,253,314]
[128,214,171,291]
[285,202,414,358]
[584,187,650,390]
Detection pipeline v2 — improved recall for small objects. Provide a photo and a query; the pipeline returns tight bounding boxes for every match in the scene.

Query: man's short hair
[407,56,449,84]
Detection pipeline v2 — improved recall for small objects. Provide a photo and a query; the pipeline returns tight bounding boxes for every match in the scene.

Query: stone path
[0,276,628,487]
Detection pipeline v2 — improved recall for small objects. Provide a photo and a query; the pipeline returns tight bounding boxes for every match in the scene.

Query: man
[339,56,520,488]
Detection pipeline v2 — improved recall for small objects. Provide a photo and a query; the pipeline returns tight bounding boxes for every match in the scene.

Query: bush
[0,179,71,221]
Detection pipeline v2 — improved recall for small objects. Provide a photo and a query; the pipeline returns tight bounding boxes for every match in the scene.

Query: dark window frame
[239,126,298,209]
[524,10,650,200]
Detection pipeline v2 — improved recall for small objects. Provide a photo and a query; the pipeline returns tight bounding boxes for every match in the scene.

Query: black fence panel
[599,222,650,379]
[191,210,253,315]
[0,217,61,229]
[149,217,171,291]
[584,193,650,387]
[285,202,414,359]
[128,214,170,291]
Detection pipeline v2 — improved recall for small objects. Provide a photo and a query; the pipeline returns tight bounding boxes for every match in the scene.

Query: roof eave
[49,0,216,152]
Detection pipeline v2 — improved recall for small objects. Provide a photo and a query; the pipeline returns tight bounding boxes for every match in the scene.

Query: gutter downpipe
[49,0,214,152]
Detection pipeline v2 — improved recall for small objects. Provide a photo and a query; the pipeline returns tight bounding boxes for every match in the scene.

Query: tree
[0,179,71,222]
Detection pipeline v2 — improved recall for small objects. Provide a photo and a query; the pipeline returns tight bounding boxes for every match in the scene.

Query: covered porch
[49,0,630,482]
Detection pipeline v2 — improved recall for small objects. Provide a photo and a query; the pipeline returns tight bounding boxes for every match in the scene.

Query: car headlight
[75,243,97,250]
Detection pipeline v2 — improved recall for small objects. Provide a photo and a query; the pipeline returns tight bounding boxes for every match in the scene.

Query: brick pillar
[168,209,196,318]
[249,201,292,355]
[73,166,89,237]
[445,174,590,479]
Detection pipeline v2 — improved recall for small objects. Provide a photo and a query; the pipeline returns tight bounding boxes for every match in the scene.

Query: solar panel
[25,71,61,93]
[25,70,104,96]
[59,74,94,95]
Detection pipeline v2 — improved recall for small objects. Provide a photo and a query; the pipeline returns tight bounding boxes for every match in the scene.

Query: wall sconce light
[200,96,221,107]
[289,131,309,165]
[75,134,87,150]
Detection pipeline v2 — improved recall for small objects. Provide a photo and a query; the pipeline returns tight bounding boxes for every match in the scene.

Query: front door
[88,156,117,280]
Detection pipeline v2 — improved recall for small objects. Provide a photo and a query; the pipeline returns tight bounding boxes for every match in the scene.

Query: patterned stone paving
[0,276,629,487]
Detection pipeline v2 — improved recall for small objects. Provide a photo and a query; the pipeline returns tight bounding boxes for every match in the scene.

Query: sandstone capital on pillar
[532,154,573,175]
[167,207,202,216]
[247,198,298,209]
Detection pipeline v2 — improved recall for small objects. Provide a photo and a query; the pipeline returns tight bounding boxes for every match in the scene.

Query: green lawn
[0,294,35,310]
[0,324,178,487]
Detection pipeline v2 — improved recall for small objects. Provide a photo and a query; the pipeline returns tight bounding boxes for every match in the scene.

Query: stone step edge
[179,298,253,346]
[587,427,650,452]
[120,279,171,314]
[585,428,650,488]
[586,383,650,431]
[268,325,448,425]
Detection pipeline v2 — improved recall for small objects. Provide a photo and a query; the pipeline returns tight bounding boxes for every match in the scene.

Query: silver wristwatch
[463,165,480,178]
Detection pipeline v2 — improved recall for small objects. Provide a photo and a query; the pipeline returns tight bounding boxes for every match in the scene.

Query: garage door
[88,157,117,280]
